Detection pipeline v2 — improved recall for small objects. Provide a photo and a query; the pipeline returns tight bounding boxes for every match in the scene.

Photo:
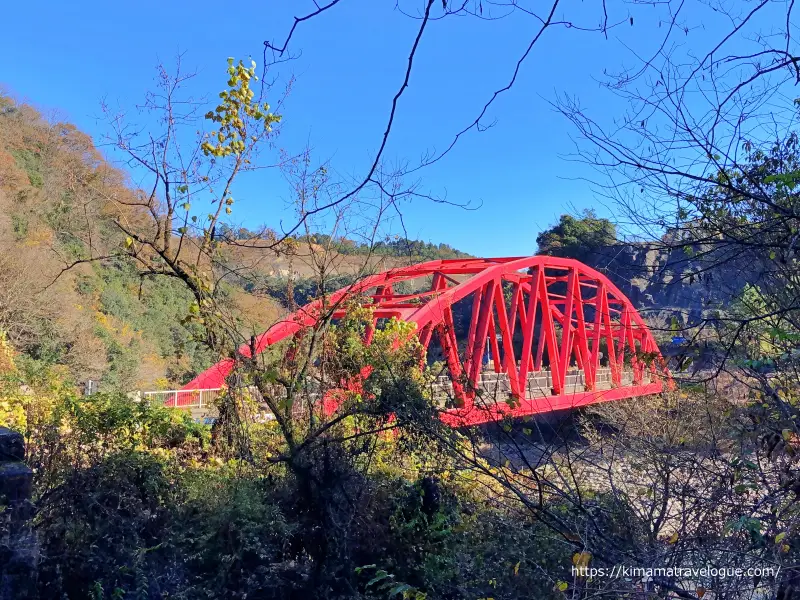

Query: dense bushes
[2,327,578,599]
[37,452,177,598]
[32,449,574,599]
[36,454,295,599]
[18,349,790,600]
[27,424,574,599]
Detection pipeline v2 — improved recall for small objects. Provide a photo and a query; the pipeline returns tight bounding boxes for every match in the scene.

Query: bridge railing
[142,388,223,409]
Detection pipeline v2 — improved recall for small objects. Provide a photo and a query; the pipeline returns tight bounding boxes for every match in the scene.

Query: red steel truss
[182,256,670,426]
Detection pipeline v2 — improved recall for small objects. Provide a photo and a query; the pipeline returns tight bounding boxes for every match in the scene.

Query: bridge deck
[170,366,649,425]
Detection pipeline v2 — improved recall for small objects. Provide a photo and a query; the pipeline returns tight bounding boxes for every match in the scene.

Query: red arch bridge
[146,256,671,427]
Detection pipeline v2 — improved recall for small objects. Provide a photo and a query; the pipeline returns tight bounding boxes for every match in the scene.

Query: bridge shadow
[474,408,618,471]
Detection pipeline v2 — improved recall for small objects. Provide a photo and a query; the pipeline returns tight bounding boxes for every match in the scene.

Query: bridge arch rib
[182,256,670,426]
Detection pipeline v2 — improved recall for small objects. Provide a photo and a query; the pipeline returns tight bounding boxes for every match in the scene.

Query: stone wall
[0,427,36,599]
[428,366,636,407]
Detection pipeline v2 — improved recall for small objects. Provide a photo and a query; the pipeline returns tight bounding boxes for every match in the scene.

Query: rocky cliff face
[582,241,767,334]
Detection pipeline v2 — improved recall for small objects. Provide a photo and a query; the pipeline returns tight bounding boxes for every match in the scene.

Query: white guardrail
[142,388,223,409]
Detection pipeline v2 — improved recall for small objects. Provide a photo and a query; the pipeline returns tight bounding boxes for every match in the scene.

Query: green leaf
[367,570,392,587]
[388,584,413,597]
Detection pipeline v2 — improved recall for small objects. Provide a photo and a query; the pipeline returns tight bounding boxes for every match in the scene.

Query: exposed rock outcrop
[581,240,770,333]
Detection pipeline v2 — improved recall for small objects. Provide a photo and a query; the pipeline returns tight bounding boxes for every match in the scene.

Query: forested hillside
[0,94,469,391]
[0,95,266,389]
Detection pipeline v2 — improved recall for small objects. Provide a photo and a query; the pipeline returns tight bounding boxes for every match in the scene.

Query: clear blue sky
[1,0,717,256]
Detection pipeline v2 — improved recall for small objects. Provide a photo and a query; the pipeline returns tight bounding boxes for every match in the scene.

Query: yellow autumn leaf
[668,532,679,544]
[572,551,592,568]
